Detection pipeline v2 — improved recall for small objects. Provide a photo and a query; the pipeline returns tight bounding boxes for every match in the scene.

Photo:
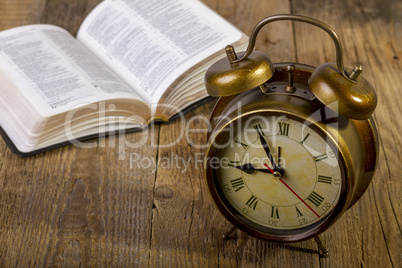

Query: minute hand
[255,128,278,169]
[255,128,284,175]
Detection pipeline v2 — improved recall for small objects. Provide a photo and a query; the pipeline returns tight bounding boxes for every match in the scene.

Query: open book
[0,0,247,156]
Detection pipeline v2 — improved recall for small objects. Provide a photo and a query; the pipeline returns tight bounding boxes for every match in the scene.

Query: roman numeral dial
[307,191,324,207]
[215,115,342,231]
[245,195,259,210]
[235,138,248,149]
[314,153,328,162]
[230,177,245,192]
[318,175,332,184]
[277,122,290,136]
[271,206,280,218]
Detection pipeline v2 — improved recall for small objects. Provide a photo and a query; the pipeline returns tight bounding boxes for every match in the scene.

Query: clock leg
[222,225,237,240]
[314,234,329,258]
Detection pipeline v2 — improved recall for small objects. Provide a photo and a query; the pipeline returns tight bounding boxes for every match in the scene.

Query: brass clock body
[204,63,379,243]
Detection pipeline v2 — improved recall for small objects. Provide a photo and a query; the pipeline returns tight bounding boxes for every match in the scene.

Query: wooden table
[0,0,400,267]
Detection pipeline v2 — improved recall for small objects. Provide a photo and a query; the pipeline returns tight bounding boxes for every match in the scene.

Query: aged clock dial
[214,114,343,232]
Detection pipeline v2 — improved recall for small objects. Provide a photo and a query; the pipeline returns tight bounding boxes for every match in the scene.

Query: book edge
[0,96,217,157]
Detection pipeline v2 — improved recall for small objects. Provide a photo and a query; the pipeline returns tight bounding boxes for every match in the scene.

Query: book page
[0,24,147,117]
[77,0,243,105]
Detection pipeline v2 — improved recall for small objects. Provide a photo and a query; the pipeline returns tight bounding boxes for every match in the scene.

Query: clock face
[211,113,344,233]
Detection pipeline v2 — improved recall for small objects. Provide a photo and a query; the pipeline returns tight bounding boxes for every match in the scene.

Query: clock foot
[314,234,329,258]
[222,225,237,240]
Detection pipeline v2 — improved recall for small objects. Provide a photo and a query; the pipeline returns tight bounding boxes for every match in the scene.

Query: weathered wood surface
[0,0,400,267]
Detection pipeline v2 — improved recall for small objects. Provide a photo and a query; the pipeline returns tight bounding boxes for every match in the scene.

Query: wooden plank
[40,0,101,35]
[292,0,401,267]
[0,131,159,266]
[0,0,399,266]
[204,0,296,62]
[0,0,47,31]
[148,103,221,266]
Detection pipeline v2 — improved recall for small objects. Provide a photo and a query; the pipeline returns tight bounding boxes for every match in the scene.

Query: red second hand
[263,163,320,218]
[265,165,275,174]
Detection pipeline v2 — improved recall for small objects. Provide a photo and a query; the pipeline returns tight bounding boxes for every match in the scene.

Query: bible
[0,0,248,156]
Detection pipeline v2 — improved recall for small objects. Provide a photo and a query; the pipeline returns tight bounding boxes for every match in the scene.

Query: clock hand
[255,128,284,175]
[263,163,320,218]
[232,163,273,174]
[277,146,281,167]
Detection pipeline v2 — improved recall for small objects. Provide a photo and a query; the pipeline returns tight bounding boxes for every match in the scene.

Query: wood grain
[0,0,46,30]
[0,0,400,267]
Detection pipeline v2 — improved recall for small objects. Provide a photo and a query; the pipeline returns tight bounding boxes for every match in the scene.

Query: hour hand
[232,163,272,174]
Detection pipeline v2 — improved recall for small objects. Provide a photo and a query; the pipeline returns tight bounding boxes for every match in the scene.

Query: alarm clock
[203,14,378,257]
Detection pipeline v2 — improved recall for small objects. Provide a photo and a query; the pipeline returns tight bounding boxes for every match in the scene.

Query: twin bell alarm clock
[203,14,378,257]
